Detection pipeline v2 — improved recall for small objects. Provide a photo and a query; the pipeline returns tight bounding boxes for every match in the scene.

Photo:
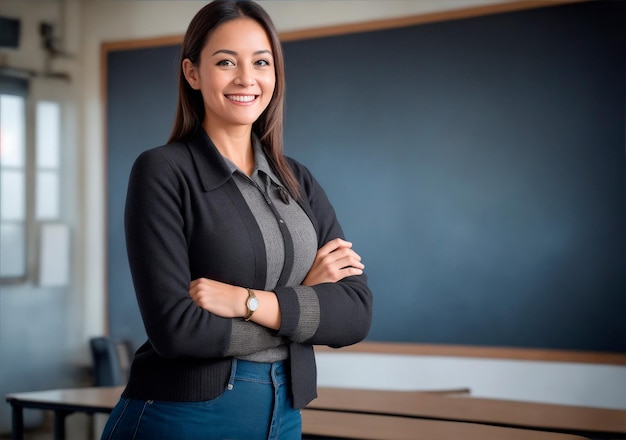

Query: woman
[101,1,373,439]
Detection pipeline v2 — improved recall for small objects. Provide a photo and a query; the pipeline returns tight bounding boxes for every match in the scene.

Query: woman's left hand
[302,238,364,286]
[188,278,246,318]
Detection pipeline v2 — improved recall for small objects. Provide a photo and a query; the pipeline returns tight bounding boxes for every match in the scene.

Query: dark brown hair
[168,0,300,199]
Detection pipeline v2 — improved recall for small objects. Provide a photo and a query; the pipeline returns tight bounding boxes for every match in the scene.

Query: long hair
[168,0,300,199]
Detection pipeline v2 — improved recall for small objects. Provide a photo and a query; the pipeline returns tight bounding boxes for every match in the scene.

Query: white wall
[315,352,626,409]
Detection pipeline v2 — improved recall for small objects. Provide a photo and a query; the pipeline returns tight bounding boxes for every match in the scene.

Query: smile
[226,95,257,103]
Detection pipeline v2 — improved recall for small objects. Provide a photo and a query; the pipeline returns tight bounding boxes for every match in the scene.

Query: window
[35,101,61,220]
[0,88,27,279]
[0,76,64,283]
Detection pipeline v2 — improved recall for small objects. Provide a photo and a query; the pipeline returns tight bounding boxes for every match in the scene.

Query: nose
[234,65,255,87]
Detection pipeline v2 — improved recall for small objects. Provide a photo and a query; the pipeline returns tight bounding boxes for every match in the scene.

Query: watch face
[248,297,259,311]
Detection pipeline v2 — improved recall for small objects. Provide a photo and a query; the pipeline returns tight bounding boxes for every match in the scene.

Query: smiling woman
[99,1,373,439]
[181,17,276,175]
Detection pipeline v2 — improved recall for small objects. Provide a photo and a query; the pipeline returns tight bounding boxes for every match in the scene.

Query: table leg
[10,404,24,440]
[53,410,72,440]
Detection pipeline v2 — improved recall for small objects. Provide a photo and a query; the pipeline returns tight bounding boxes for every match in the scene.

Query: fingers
[328,247,364,269]
[319,239,364,271]
[317,238,353,255]
[188,277,207,298]
[338,265,364,278]
[188,278,245,318]
[188,278,220,306]
[303,239,365,286]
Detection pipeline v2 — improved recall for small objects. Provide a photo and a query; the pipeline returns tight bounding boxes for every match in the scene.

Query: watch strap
[244,288,257,321]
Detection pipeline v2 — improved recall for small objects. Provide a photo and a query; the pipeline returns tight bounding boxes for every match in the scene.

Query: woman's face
[183,18,276,132]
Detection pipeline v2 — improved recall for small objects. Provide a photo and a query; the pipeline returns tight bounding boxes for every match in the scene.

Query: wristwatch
[244,288,259,321]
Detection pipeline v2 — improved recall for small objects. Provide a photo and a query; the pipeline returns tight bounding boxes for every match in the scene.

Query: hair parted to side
[168,0,300,200]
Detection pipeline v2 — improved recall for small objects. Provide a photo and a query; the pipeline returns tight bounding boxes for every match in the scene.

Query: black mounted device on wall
[0,17,21,48]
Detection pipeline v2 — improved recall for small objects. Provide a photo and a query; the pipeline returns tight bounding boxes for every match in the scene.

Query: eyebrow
[211,49,273,57]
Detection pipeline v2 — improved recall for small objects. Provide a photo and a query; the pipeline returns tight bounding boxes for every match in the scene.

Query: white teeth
[227,95,256,102]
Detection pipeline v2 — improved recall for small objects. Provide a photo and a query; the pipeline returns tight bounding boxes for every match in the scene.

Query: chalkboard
[106,1,625,353]
[106,44,179,346]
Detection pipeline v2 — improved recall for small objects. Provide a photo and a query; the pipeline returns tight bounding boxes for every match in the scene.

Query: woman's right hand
[302,238,364,286]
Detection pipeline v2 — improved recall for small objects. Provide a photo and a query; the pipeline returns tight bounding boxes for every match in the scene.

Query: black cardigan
[121,130,373,408]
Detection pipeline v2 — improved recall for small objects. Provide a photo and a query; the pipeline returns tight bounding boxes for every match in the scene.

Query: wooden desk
[302,409,590,440]
[6,386,123,440]
[6,386,624,440]
[311,387,626,439]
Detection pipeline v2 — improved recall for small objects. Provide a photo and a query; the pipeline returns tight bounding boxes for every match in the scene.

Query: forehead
[205,17,272,51]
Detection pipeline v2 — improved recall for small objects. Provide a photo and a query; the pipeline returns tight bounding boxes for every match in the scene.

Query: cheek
[264,76,277,96]
[201,70,227,90]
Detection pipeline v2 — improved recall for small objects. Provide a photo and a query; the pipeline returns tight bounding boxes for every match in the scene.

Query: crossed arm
[188,238,364,330]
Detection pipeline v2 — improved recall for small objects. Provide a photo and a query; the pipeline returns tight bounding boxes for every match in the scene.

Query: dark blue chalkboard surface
[106,1,625,353]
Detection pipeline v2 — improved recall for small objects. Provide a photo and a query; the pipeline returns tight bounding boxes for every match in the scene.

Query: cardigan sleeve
[125,147,283,358]
[274,159,373,347]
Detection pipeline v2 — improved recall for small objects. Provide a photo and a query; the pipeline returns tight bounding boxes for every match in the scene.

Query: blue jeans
[100,359,301,440]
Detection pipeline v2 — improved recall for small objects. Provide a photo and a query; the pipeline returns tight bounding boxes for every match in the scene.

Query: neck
[204,123,255,176]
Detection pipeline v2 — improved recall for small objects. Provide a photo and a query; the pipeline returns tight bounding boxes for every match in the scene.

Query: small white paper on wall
[39,222,70,287]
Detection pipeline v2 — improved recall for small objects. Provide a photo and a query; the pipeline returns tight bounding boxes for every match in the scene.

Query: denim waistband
[230,359,288,388]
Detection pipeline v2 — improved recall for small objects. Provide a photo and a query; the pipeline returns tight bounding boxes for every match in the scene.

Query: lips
[226,95,257,102]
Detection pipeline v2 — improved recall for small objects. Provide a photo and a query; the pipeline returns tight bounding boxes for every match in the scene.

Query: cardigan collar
[184,129,238,192]
[185,128,285,194]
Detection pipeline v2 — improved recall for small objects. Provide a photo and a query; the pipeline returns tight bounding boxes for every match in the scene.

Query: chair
[89,336,130,386]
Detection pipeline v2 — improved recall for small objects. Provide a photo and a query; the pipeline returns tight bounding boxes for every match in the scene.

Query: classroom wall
[0,0,84,433]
